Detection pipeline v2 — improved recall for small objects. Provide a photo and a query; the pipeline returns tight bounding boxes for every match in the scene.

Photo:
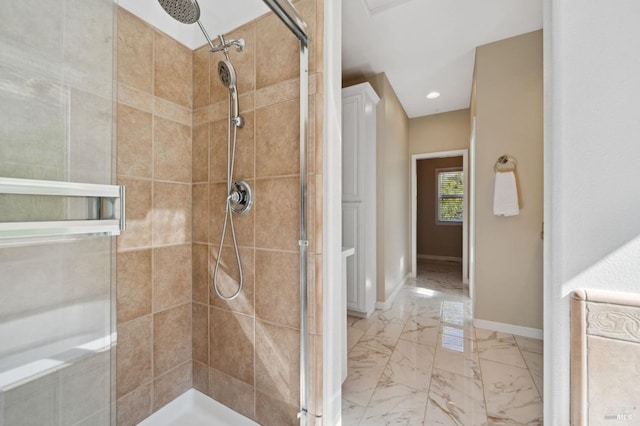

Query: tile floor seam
[477,354,532,370]
[514,339,543,401]
[476,342,491,425]
[420,332,438,425]
[519,347,544,400]
[348,338,392,413]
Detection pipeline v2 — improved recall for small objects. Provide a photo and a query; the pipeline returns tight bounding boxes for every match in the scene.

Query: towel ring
[494,154,517,172]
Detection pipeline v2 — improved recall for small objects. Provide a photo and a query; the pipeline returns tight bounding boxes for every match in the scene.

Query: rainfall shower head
[157,0,200,24]
[218,60,237,89]
[157,0,218,50]
[157,0,246,56]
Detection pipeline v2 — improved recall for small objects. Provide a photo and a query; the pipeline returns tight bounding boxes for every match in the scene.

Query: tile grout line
[515,338,544,400]
[420,314,439,424]
[149,24,157,412]
[475,331,491,425]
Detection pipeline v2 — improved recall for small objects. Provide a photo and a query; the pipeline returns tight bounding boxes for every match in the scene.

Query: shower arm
[196,20,217,51]
[196,20,245,58]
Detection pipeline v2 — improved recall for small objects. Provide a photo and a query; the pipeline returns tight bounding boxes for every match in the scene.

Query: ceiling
[120,0,542,118]
[118,0,268,50]
[343,0,542,118]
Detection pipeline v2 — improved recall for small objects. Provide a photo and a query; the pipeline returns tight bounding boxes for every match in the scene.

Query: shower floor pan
[138,389,258,426]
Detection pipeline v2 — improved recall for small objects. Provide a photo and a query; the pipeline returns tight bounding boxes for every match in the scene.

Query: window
[437,168,463,223]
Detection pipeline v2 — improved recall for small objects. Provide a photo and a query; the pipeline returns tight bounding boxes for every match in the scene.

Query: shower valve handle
[228,180,253,215]
[228,191,242,204]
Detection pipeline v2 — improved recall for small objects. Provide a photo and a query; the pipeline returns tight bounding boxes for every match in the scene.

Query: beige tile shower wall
[191,0,325,424]
[115,8,193,426]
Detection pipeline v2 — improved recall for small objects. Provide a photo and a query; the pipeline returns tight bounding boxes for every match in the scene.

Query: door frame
[411,149,470,286]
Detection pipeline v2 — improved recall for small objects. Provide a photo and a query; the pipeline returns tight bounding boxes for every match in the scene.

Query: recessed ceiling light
[426,91,440,99]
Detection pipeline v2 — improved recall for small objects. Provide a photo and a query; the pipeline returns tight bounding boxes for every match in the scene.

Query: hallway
[342,260,543,425]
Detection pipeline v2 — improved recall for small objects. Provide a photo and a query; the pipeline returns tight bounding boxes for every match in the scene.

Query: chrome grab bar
[0,177,126,240]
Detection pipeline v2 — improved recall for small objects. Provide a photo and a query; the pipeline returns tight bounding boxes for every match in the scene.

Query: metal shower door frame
[259,1,311,425]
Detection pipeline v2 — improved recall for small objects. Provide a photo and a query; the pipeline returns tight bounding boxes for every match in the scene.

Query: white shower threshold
[138,389,258,426]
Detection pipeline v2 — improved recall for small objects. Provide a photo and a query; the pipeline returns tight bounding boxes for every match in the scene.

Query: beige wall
[417,157,463,258]
[409,109,470,276]
[343,73,412,303]
[378,75,412,302]
[409,109,470,155]
[473,30,543,330]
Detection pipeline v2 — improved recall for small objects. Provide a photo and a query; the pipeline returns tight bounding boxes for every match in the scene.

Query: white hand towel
[493,171,519,216]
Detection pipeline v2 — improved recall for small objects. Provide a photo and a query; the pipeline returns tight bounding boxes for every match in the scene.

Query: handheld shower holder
[232,115,245,128]
[210,35,245,54]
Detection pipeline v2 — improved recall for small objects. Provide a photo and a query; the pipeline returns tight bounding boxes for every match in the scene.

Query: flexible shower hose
[213,85,243,301]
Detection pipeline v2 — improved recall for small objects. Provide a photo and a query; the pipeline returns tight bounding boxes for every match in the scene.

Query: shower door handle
[0,177,126,241]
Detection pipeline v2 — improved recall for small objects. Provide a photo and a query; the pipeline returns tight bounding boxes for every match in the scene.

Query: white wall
[544,0,640,422]
[322,0,343,423]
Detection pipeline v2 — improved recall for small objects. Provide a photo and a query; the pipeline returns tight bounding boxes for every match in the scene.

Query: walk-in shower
[158,0,253,301]
[0,0,312,424]
[154,1,312,423]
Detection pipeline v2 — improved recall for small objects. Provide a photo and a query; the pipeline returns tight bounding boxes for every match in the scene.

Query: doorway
[411,149,470,291]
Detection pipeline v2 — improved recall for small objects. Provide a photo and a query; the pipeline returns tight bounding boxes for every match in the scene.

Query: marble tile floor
[342,260,543,425]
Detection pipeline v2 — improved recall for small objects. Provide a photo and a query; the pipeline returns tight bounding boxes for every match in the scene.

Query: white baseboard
[346,308,374,319]
[473,319,543,340]
[417,254,462,263]
[375,273,410,310]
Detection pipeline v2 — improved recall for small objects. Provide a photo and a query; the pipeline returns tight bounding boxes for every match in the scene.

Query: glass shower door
[0,0,117,424]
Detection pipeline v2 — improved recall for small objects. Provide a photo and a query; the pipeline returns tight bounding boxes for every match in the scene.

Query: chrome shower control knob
[229,180,253,215]
[228,191,241,204]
